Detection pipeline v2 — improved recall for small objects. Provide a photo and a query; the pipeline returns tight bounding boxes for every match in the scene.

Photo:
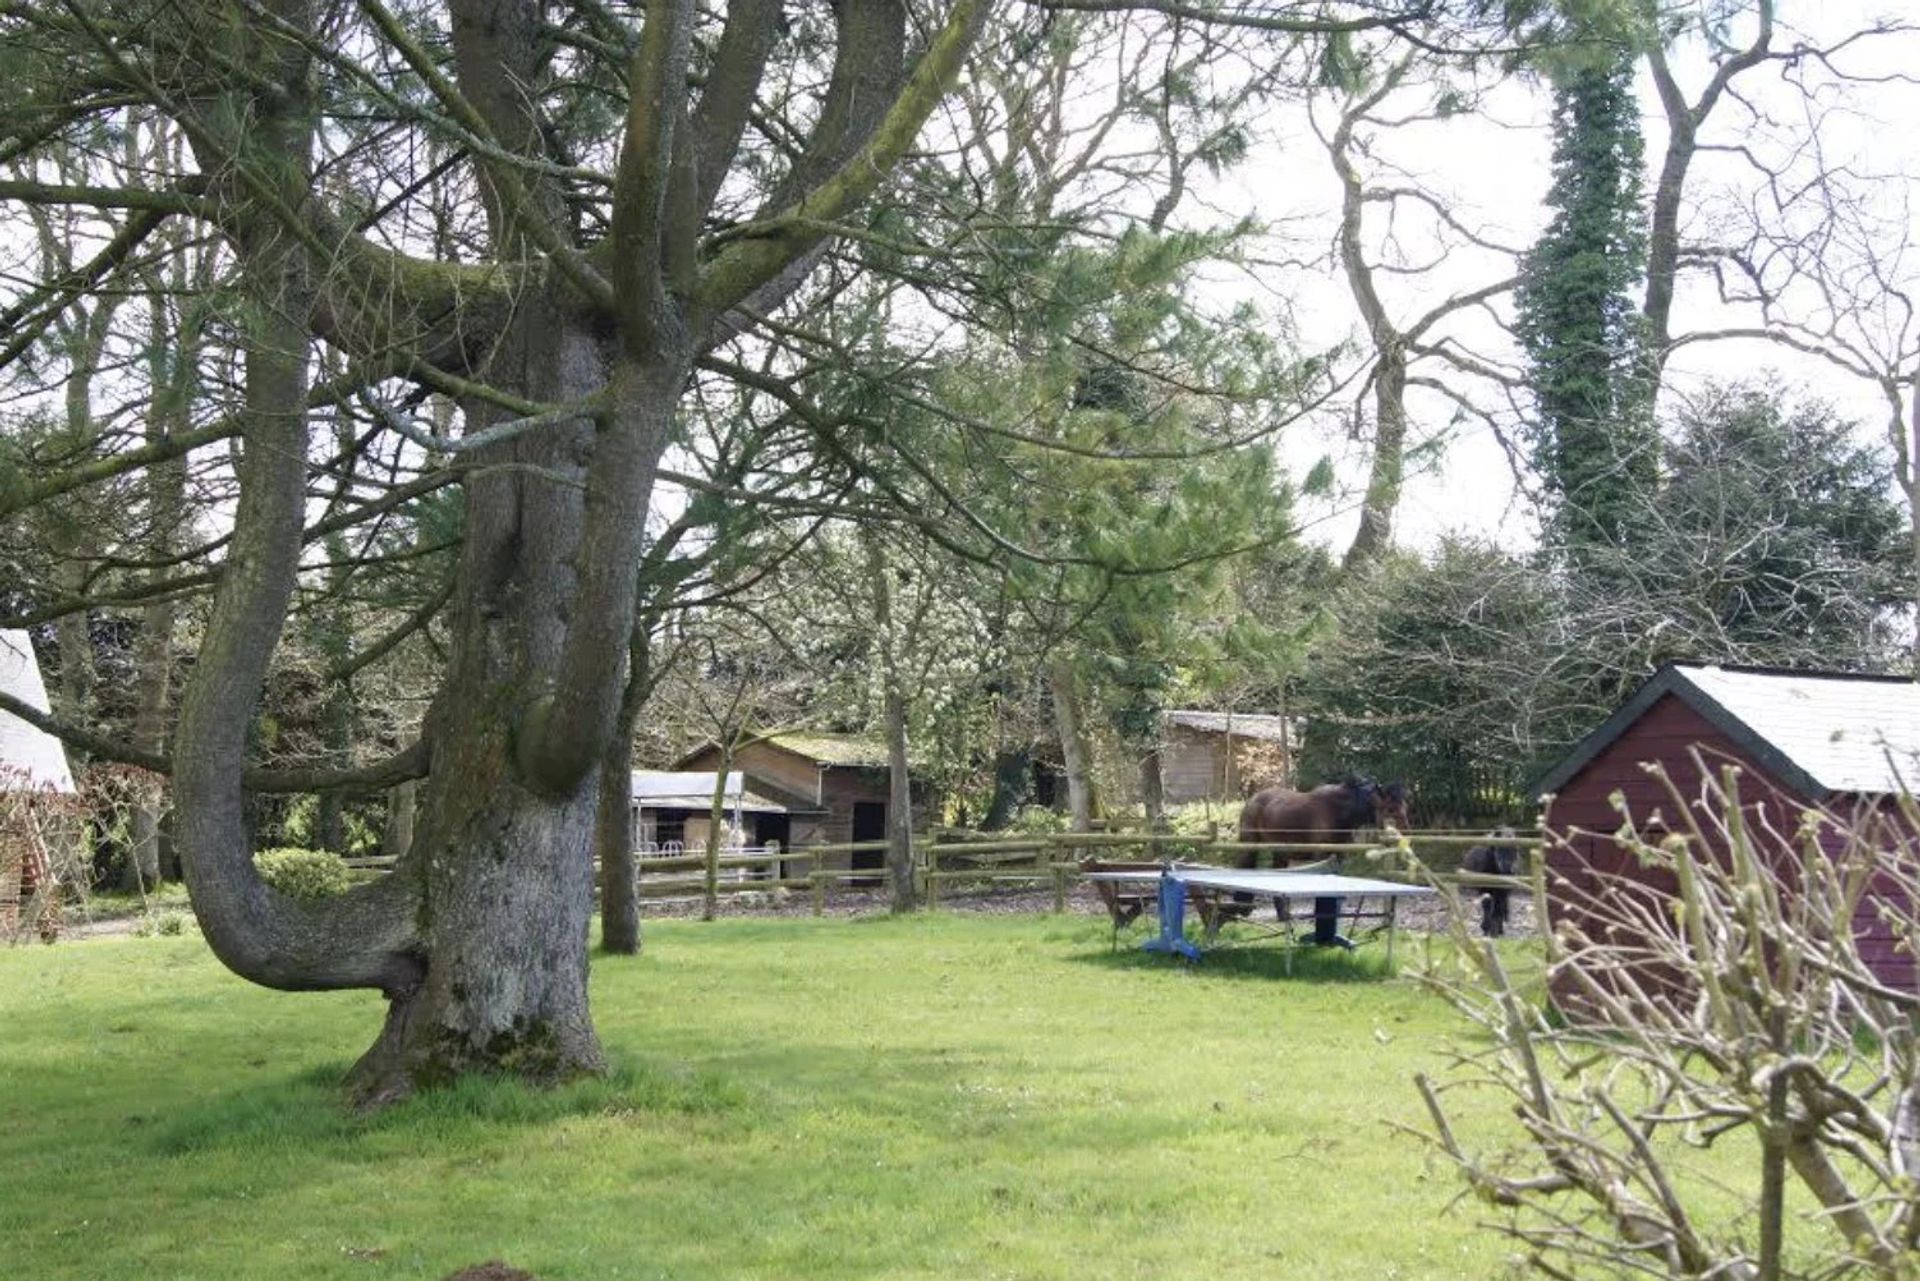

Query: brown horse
[1237,775,1410,854]
[1235,775,1410,946]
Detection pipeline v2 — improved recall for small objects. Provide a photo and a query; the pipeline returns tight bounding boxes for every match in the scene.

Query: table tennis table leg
[1385,897,1398,972]
[1141,874,1201,961]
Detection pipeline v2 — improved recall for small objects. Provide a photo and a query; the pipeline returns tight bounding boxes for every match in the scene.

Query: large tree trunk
[980,747,1032,830]
[155,0,979,1108]
[1343,344,1406,572]
[1047,655,1097,832]
[345,309,682,1103]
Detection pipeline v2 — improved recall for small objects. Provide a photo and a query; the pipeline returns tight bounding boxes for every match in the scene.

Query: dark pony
[1235,775,1410,946]
[1460,826,1522,937]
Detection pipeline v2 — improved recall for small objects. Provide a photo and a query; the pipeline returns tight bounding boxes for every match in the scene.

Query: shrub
[131,910,192,939]
[1007,806,1067,835]
[253,847,351,900]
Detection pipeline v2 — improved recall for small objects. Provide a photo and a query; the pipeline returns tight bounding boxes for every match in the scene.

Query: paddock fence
[340,827,1546,916]
[628,826,1548,916]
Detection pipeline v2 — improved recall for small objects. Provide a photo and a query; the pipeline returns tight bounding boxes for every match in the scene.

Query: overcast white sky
[1185,1,1920,557]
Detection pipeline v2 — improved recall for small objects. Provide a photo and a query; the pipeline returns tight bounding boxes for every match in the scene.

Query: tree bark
[346,313,685,1103]
[1328,75,1409,573]
[1048,654,1097,832]
[381,780,417,861]
[599,627,653,953]
[865,532,918,910]
[1139,743,1167,831]
[1643,7,1771,388]
[127,597,172,891]
[597,731,639,953]
[884,681,916,912]
[704,738,733,922]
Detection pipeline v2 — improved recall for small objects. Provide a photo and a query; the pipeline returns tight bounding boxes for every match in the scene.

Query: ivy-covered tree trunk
[1515,51,1655,565]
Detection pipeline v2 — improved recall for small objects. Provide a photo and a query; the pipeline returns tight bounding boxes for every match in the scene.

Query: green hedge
[253,847,351,899]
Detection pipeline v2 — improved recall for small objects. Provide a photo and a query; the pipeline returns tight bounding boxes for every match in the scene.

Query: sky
[1185,1,1920,557]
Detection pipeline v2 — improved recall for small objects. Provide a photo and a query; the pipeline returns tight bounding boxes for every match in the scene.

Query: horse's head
[1335,774,1408,830]
[1487,825,1520,876]
[1375,780,1410,830]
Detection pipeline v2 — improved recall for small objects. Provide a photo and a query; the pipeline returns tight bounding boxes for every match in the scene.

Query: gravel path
[639,879,1540,938]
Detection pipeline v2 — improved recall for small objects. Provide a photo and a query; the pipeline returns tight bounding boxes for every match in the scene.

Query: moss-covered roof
[765,732,894,768]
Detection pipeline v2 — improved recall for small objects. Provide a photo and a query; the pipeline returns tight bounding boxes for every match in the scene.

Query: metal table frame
[1083,866,1436,972]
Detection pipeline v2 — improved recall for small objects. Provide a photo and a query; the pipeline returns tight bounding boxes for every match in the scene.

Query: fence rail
[629,827,1546,916]
[341,829,1543,918]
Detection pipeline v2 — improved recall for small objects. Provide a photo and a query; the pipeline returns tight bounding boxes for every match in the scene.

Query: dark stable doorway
[758,813,792,880]
[851,802,886,885]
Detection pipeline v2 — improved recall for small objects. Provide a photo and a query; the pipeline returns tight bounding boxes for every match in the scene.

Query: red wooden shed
[1535,663,1920,992]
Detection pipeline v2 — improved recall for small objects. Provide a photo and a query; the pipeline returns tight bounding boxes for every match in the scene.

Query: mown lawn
[0,912,1526,1280]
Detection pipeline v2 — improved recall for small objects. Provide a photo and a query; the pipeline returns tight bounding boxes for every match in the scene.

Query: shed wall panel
[1544,691,1918,997]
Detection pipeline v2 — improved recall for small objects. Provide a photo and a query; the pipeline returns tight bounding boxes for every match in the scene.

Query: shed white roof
[1676,664,1920,795]
[629,770,787,813]
[0,630,77,794]
[1536,663,1920,800]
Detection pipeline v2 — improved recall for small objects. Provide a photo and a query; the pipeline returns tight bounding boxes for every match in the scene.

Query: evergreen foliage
[1514,49,1655,559]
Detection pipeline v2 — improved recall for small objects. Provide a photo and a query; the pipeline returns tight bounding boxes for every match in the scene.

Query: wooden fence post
[926,842,941,910]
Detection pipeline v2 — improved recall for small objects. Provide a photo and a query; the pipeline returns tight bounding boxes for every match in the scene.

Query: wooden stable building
[628,770,798,855]
[672,733,934,878]
[1158,710,1293,802]
[1535,663,1920,992]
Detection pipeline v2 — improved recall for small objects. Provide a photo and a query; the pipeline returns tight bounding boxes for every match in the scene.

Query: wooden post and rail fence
[339,828,1548,915]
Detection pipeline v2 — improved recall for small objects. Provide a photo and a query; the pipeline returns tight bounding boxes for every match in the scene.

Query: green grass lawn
[0,913,1527,1280]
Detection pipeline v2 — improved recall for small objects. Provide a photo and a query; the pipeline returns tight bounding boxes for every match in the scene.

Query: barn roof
[1163,710,1291,742]
[677,732,920,771]
[0,630,77,795]
[762,732,894,768]
[1536,663,1920,800]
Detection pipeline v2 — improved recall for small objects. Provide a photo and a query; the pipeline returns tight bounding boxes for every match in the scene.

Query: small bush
[131,910,192,939]
[253,847,351,899]
[1006,806,1067,835]
[1163,804,1225,838]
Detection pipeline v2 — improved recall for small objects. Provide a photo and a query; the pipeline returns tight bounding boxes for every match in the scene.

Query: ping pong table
[1082,865,1436,970]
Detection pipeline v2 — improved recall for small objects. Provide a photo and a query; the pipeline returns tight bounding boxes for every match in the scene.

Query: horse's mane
[1327,773,1379,826]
